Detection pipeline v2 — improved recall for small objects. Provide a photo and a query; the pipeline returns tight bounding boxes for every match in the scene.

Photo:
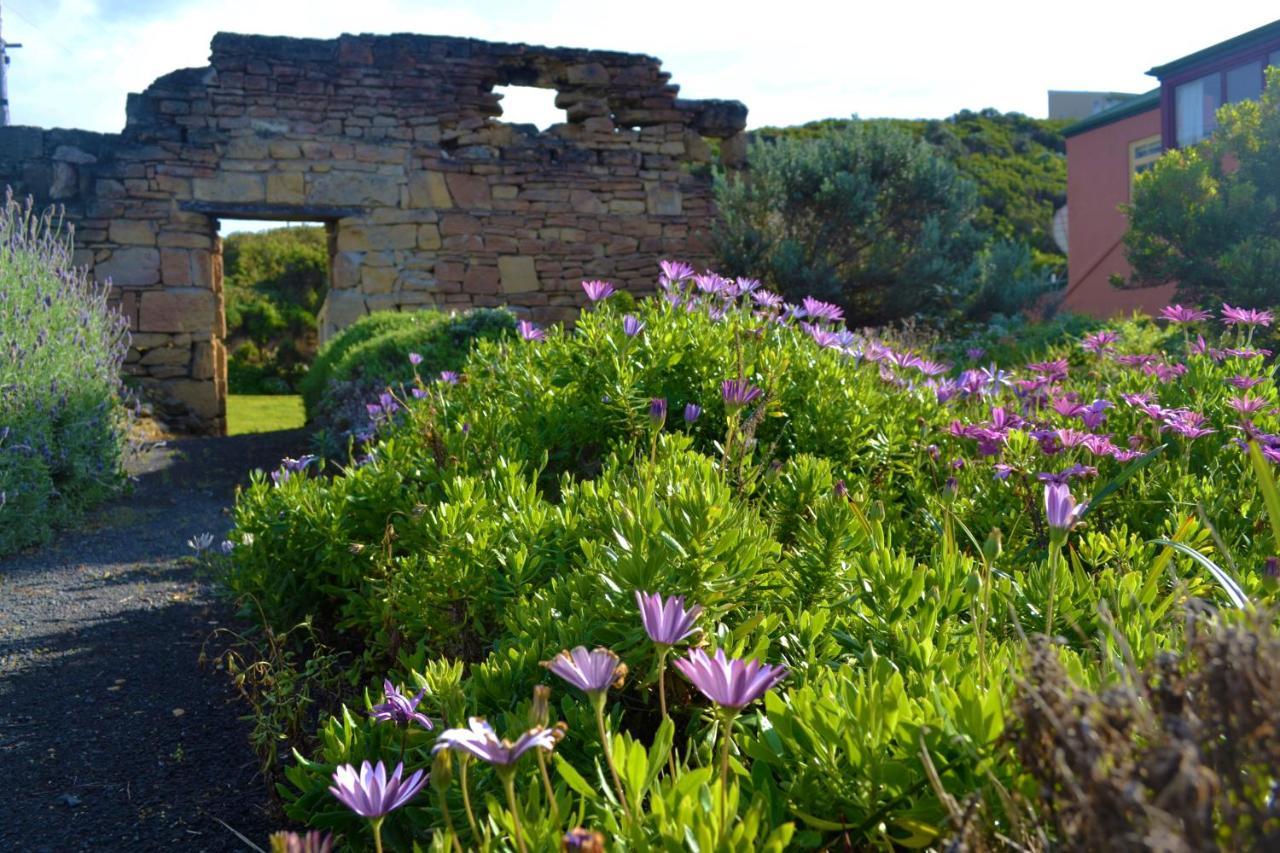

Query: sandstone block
[139,288,216,333]
[267,172,306,204]
[417,224,442,250]
[498,256,540,294]
[158,231,213,250]
[570,189,606,215]
[439,214,481,237]
[191,341,219,381]
[98,248,160,287]
[160,249,192,286]
[109,219,157,246]
[268,141,303,159]
[318,290,370,343]
[166,379,222,420]
[408,171,453,208]
[331,251,363,290]
[140,344,191,367]
[362,266,398,294]
[609,199,646,216]
[309,171,400,206]
[646,183,683,216]
[444,173,492,209]
[463,265,500,294]
[193,172,265,204]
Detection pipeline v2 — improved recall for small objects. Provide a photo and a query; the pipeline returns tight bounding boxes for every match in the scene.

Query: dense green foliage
[715,115,1066,327]
[714,121,986,325]
[754,110,1069,267]
[301,308,515,449]
[222,275,1280,849]
[1118,68,1280,308]
[0,195,130,555]
[223,225,328,394]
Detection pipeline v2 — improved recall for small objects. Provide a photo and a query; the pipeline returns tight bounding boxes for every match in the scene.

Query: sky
[6,0,1279,232]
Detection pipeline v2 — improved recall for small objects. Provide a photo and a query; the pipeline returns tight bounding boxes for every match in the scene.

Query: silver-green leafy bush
[0,193,130,554]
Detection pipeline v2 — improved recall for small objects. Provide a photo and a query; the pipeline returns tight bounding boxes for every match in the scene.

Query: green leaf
[1080,444,1165,520]
[553,754,599,800]
[1149,538,1248,608]
[1248,441,1280,554]
[645,717,675,792]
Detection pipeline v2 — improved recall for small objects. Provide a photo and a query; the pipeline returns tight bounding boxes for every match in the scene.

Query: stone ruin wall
[0,32,747,434]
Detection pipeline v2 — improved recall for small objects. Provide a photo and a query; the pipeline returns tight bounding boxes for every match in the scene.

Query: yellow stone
[498,256,540,294]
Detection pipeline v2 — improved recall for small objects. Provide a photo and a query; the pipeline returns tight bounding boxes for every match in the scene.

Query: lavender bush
[0,192,131,554]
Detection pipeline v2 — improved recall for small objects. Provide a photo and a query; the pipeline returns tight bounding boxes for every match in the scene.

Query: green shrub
[0,193,130,554]
[223,226,328,393]
[222,279,1280,849]
[301,308,515,449]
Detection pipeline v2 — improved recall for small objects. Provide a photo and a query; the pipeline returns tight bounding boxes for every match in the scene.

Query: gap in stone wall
[491,85,565,131]
[217,218,333,399]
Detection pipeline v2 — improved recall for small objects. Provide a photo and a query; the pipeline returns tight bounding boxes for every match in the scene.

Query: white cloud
[6,0,1279,134]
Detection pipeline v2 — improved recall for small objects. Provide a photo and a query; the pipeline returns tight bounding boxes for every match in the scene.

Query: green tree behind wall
[223,225,329,393]
[1116,68,1280,308]
[754,109,1070,269]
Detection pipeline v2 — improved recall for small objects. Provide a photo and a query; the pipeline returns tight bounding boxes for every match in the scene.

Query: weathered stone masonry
[0,32,747,433]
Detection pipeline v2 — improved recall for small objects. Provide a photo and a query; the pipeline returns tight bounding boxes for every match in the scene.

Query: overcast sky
[6,1,1278,231]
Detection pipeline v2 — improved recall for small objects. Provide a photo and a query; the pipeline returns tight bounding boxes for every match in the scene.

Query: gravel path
[0,431,308,852]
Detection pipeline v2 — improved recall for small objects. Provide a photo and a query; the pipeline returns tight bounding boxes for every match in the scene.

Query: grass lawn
[226,394,306,435]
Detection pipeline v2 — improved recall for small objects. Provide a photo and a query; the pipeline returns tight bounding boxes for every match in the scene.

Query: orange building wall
[1063,107,1176,317]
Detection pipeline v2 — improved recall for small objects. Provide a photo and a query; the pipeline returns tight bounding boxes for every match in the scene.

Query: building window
[1227,60,1264,103]
[1130,135,1163,196]
[1175,73,1222,146]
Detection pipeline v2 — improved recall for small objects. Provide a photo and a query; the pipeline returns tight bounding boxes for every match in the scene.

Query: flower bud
[431,748,453,793]
[563,828,606,852]
[530,684,551,729]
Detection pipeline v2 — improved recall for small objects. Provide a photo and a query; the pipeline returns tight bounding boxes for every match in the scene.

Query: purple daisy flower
[636,591,702,647]
[622,314,645,337]
[582,280,615,302]
[518,320,546,341]
[432,717,557,766]
[673,648,787,711]
[438,371,459,385]
[1044,482,1085,533]
[329,761,426,819]
[269,830,334,853]
[683,403,702,424]
[721,378,763,410]
[369,679,433,730]
[1159,304,1211,323]
[751,289,784,310]
[649,397,667,426]
[1222,304,1274,327]
[658,259,694,286]
[543,646,626,696]
[408,352,423,367]
[1229,395,1268,414]
[800,297,844,324]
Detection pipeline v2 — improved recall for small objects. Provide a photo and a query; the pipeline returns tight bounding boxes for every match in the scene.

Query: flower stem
[536,748,559,821]
[437,786,464,853]
[592,692,632,821]
[719,711,738,829]
[1046,539,1061,637]
[502,772,528,853]
[656,646,676,777]
[371,817,385,853]
[459,756,480,840]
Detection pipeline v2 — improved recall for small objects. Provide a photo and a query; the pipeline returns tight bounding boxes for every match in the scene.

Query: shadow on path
[0,429,308,852]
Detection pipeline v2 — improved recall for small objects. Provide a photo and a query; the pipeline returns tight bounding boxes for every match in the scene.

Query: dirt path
[0,431,307,852]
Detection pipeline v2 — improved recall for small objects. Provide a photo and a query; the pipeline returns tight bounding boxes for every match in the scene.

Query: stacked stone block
[0,32,748,434]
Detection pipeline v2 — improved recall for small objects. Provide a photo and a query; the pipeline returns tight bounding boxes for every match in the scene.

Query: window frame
[1161,38,1280,148]
[1129,134,1163,198]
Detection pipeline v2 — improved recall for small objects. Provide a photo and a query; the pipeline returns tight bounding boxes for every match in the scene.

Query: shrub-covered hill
[221,268,1280,849]
[222,225,328,394]
[755,109,1069,267]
